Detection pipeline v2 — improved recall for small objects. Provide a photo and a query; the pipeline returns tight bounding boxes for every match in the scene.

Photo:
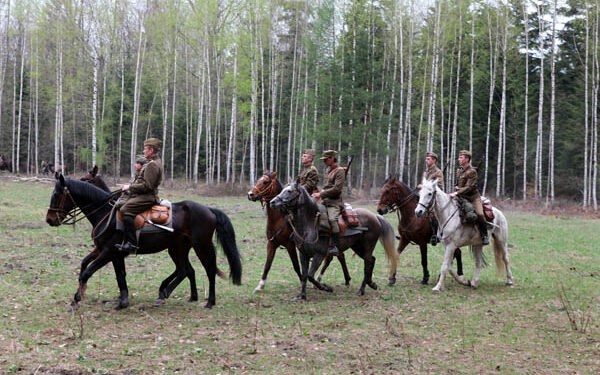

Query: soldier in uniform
[298,149,319,194]
[312,150,345,256]
[417,151,443,245]
[116,138,164,253]
[134,155,147,180]
[449,150,489,245]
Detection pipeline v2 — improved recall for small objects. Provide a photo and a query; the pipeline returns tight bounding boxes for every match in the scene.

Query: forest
[0,0,597,210]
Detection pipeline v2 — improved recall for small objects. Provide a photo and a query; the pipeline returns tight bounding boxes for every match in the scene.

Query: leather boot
[478,221,489,245]
[115,215,139,253]
[430,216,439,246]
[328,232,340,256]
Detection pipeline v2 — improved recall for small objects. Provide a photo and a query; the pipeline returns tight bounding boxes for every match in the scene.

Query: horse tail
[492,210,508,276]
[209,208,242,285]
[376,214,398,278]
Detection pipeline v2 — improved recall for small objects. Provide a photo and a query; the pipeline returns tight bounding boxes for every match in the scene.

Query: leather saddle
[317,203,365,237]
[481,196,495,222]
[117,203,172,230]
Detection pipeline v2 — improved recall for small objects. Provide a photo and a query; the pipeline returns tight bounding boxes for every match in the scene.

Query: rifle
[344,156,354,178]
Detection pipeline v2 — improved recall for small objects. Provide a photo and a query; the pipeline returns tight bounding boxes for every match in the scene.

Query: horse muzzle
[247,192,258,201]
[269,197,283,210]
[377,206,388,215]
[45,212,61,226]
[414,207,425,218]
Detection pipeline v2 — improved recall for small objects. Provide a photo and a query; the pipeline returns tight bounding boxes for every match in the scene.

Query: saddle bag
[457,197,478,224]
[317,204,331,231]
[342,203,360,227]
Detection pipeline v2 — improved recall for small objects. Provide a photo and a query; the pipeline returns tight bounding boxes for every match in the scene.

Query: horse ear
[59,174,65,186]
[92,165,98,176]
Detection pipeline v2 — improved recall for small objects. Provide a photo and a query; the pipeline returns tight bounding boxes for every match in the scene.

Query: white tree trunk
[547,0,557,206]
[496,12,507,198]
[469,8,475,152]
[226,44,237,184]
[523,1,529,201]
[91,50,98,167]
[483,11,498,195]
[16,35,25,174]
[535,3,545,199]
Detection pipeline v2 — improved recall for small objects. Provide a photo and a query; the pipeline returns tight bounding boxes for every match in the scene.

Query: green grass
[0,177,598,374]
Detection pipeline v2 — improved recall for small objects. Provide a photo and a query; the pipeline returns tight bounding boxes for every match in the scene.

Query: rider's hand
[449,192,457,199]
[312,192,320,198]
[122,184,130,191]
[417,184,422,189]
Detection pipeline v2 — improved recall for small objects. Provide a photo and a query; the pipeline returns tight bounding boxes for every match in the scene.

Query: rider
[312,150,345,256]
[116,138,164,253]
[298,149,319,194]
[449,150,489,245]
[417,151,443,245]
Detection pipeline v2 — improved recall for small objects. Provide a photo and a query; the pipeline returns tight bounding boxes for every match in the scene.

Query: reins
[286,214,320,249]
[49,185,122,226]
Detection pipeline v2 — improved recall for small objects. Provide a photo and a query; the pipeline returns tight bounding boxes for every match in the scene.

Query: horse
[247,171,352,292]
[269,181,397,299]
[80,165,110,193]
[46,173,242,310]
[376,175,463,285]
[414,178,513,291]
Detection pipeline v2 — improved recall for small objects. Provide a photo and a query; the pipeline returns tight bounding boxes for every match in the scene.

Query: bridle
[48,184,120,226]
[252,175,279,207]
[417,188,437,213]
[380,183,418,213]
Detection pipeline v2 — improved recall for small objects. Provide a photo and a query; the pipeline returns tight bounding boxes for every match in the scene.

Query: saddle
[117,201,172,230]
[317,203,363,237]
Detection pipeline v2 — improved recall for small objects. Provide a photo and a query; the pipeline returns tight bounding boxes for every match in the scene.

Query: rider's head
[143,138,162,159]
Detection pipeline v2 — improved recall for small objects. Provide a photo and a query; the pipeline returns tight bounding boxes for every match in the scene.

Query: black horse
[46,173,242,310]
[269,181,397,299]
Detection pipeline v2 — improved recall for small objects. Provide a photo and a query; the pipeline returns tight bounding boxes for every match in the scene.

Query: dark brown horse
[376,175,462,284]
[247,171,352,292]
[46,173,242,310]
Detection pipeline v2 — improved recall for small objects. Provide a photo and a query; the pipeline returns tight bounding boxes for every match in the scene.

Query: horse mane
[264,170,283,193]
[65,178,111,202]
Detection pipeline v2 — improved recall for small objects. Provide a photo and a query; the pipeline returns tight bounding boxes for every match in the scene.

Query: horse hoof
[253,287,263,293]
[432,287,442,293]
[387,278,396,287]
[67,302,79,312]
[204,302,213,309]
[356,289,365,296]
[154,298,166,306]
[368,282,378,290]
[420,279,428,285]
[505,280,514,287]
[188,296,198,302]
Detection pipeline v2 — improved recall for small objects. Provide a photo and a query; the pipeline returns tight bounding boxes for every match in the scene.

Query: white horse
[414,178,513,291]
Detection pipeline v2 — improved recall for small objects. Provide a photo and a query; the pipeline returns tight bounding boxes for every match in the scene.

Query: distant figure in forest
[0,155,11,172]
[298,149,319,194]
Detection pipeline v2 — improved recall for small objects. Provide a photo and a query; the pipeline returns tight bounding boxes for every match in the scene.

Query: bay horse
[247,171,352,292]
[415,178,513,291]
[46,173,242,310]
[377,175,463,284]
[269,181,397,299]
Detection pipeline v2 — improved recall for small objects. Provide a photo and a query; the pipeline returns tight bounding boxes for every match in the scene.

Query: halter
[381,183,417,213]
[48,184,120,226]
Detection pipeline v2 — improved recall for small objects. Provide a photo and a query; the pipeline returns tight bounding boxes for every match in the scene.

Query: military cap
[135,155,147,165]
[144,137,162,149]
[425,151,438,160]
[303,149,315,158]
[319,150,338,160]
[459,150,472,159]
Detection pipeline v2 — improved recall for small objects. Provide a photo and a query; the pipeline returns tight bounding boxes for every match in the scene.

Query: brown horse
[247,171,352,292]
[377,175,462,284]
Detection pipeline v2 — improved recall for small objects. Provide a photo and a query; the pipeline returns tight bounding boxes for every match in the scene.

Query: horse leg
[358,251,377,296]
[195,242,217,308]
[471,245,483,288]
[76,249,99,300]
[111,255,129,310]
[316,255,333,282]
[307,253,333,293]
[454,248,463,276]
[255,241,281,293]
[285,244,302,282]
[158,270,178,300]
[71,249,114,311]
[337,251,352,286]
[418,242,430,285]
[299,253,310,300]
[432,244,456,292]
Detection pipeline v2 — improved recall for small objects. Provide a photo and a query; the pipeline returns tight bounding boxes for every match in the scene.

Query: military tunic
[298,164,319,194]
[455,165,484,219]
[321,166,345,233]
[120,155,163,217]
[423,165,444,190]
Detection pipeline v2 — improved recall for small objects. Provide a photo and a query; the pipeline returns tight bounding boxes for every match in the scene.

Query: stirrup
[481,236,490,245]
[115,241,139,253]
[328,246,339,256]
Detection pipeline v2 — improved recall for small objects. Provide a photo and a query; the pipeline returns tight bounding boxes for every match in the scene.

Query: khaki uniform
[423,165,444,190]
[321,166,345,233]
[455,165,484,220]
[120,155,163,218]
[298,164,319,194]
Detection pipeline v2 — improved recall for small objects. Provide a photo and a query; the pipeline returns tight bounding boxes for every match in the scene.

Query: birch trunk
[546,0,557,206]
[385,2,398,178]
[194,51,206,187]
[469,8,475,152]
[583,1,589,208]
[117,53,124,182]
[402,6,414,182]
[131,19,145,178]
[535,3,545,198]
[496,11,507,197]
[170,44,177,187]
[16,34,25,174]
[451,6,463,191]
[287,13,298,182]
[523,0,529,201]
[91,50,98,167]
[226,44,237,184]
[483,11,498,195]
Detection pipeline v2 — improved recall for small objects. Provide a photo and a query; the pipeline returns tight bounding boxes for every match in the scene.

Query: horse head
[269,180,304,214]
[248,171,279,202]
[377,175,416,215]
[80,165,110,193]
[46,173,75,226]
[415,178,438,218]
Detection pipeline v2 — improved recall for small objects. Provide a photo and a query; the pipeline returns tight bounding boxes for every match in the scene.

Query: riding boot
[115,215,139,253]
[328,232,340,256]
[478,221,490,245]
[430,216,439,246]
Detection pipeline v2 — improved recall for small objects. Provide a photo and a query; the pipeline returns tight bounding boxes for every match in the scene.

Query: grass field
[0,176,598,374]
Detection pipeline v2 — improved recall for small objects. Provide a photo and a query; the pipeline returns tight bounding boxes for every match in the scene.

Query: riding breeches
[326,204,342,233]
[471,198,486,223]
